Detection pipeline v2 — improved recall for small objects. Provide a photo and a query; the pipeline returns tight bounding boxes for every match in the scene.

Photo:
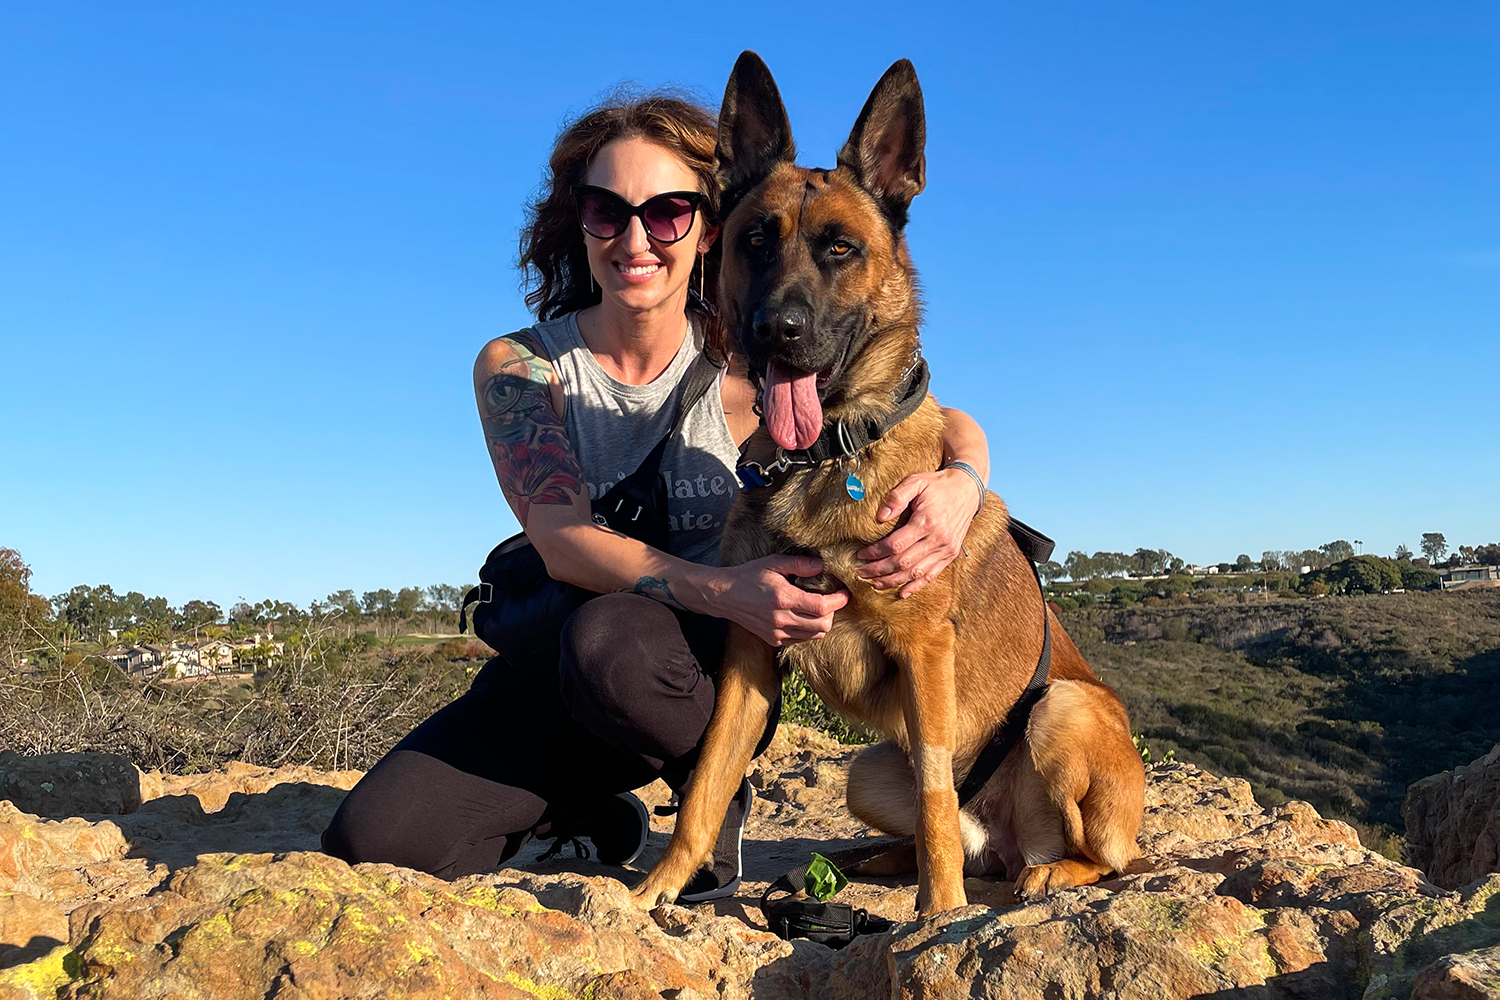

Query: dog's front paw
[629,878,679,911]
[1016,860,1086,900]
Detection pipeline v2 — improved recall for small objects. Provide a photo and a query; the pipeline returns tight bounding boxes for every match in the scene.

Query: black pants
[320,594,778,879]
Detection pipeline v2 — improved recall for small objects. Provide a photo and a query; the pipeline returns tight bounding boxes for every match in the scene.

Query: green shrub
[780,671,875,745]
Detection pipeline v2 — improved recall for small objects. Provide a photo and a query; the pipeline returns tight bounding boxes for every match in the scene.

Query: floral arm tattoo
[477,333,583,526]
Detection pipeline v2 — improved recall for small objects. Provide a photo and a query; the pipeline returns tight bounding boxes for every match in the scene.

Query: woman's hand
[713,554,849,647]
[856,468,984,598]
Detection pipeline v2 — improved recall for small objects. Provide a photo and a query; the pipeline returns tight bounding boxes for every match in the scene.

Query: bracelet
[942,460,986,514]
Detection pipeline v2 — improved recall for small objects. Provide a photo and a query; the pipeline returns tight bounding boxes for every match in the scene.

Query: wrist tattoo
[631,576,684,610]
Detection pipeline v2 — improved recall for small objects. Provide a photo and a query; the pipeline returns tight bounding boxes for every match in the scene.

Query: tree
[1261,551,1283,571]
[361,589,395,637]
[1063,551,1092,581]
[1393,544,1412,562]
[1320,540,1354,564]
[1458,545,1477,565]
[1234,553,1254,572]
[1420,532,1448,565]
[1037,561,1064,585]
[1,549,53,669]
[176,600,223,631]
[393,587,423,628]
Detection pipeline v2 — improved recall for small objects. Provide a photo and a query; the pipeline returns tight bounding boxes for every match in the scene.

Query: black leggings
[320,594,777,879]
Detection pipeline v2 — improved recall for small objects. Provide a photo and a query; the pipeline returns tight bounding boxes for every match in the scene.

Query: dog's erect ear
[837,59,926,229]
[717,51,795,219]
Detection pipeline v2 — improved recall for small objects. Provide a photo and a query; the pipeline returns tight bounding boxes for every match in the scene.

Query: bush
[780,671,874,745]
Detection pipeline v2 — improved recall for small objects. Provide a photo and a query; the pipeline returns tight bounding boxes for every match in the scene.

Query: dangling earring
[590,272,597,296]
[696,252,704,300]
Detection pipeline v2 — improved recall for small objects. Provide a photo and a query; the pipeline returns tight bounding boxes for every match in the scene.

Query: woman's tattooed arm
[474,332,584,527]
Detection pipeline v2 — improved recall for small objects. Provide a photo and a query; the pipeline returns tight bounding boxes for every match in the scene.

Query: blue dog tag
[845,473,865,501]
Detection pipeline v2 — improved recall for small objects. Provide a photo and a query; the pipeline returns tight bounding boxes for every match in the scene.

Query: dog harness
[757,512,1056,947]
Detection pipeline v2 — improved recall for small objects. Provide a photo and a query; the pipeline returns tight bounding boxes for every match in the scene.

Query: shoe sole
[610,792,651,868]
[678,779,751,903]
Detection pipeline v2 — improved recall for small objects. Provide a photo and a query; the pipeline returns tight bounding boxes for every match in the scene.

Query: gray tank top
[530,310,740,566]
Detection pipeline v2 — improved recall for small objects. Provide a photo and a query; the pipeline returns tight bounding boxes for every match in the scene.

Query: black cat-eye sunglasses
[572,185,708,244]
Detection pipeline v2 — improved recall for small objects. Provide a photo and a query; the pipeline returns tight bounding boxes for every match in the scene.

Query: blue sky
[2,3,1496,607]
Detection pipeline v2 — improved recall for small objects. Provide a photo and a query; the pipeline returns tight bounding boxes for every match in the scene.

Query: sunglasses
[573,185,708,244]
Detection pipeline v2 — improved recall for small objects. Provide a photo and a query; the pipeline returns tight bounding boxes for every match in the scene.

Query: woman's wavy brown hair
[519,89,726,358]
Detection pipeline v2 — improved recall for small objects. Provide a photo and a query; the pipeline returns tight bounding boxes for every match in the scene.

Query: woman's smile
[614,259,664,282]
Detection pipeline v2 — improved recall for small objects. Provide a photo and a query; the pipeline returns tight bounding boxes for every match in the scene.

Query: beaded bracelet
[942,460,986,514]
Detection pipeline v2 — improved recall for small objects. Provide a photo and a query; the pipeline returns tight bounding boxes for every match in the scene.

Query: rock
[0,892,67,964]
[1410,944,1500,1000]
[0,752,142,817]
[1406,743,1500,890]
[0,726,1497,999]
[57,852,788,999]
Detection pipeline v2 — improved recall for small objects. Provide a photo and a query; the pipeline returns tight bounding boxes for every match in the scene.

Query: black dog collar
[736,353,931,491]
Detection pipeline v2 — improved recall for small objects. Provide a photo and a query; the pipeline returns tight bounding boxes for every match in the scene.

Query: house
[1441,565,1500,590]
[229,633,285,665]
[160,640,236,677]
[104,645,162,676]
[1185,565,1219,576]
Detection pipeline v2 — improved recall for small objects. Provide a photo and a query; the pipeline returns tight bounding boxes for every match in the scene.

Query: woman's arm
[474,334,845,645]
[855,405,991,598]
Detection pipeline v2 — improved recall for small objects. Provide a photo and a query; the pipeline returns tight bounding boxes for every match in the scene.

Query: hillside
[1063,588,1500,848]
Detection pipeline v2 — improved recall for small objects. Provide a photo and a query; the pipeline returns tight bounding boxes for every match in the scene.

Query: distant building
[1441,565,1500,590]
[1185,565,1219,576]
[104,645,160,675]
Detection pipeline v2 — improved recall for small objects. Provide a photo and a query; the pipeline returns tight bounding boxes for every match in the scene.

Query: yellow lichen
[500,970,578,1000]
[0,945,79,995]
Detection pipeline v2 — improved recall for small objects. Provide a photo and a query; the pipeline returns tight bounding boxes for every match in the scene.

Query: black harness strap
[956,517,1055,806]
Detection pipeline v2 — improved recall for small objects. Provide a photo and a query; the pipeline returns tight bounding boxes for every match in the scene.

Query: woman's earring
[590,272,597,296]
[696,253,704,300]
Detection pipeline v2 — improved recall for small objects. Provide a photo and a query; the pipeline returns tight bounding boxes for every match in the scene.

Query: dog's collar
[736,352,930,491]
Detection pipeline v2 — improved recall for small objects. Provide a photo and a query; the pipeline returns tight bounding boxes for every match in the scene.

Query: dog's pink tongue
[763,359,824,451]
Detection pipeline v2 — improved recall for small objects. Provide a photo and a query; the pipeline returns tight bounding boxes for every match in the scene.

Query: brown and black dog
[632,52,1145,917]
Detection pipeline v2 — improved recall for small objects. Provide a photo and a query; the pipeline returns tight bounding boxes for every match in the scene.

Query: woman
[322,91,992,901]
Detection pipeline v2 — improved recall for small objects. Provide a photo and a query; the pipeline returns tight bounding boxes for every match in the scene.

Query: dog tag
[845,473,865,501]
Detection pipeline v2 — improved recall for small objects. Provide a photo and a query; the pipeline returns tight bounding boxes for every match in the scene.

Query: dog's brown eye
[749,232,766,247]
[829,240,854,256]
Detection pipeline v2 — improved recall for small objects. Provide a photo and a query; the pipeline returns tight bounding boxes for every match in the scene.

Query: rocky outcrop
[1406,743,1500,891]
[0,726,1494,999]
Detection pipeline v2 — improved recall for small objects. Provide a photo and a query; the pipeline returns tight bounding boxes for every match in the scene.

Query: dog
[631,52,1145,917]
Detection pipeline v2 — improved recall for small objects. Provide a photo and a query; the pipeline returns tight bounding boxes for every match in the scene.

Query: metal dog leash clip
[735,448,794,490]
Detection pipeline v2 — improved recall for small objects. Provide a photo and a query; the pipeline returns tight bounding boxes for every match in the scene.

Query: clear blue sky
[2,3,1496,607]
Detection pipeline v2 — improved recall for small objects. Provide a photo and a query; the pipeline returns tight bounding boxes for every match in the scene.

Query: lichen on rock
[0,726,1496,999]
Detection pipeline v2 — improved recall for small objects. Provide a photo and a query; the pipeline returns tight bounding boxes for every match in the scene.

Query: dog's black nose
[753,304,810,344]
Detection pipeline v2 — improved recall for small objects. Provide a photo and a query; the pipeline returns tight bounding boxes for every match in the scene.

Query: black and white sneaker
[538,791,650,868]
[678,777,753,903]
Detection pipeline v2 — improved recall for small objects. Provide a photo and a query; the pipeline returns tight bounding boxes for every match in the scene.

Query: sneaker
[537,791,650,868]
[678,777,752,903]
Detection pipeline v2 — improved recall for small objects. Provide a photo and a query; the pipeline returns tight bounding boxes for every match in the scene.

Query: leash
[759,519,1056,947]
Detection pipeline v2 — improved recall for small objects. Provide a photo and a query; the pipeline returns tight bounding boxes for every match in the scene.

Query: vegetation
[6,542,1500,861]
[0,617,486,773]
[1065,588,1500,852]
